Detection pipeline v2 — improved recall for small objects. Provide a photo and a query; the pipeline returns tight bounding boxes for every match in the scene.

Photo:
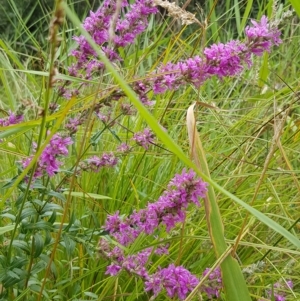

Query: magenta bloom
[117,142,130,153]
[202,267,223,299]
[0,111,23,127]
[86,152,118,172]
[105,169,207,244]
[99,170,207,299]
[145,264,199,300]
[204,40,251,77]
[22,134,73,179]
[132,128,154,150]
[245,15,282,55]
[105,264,122,276]
[67,0,157,80]
[263,280,293,301]
[151,15,281,94]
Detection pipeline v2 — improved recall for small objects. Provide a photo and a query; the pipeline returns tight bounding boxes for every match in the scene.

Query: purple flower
[105,211,122,233]
[145,264,199,300]
[99,170,207,299]
[132,128,154,149]
[245,15,282,55]
[0,111,24,127]
[178,56,209,87]
[264,280,293,301]
[204,40,251,77]
[121,248,152,278]
[150,15,281,95]
[84,152,118,172]
[114,0,158,47]
[202,267,222,299]
[105,263,122,276]
[104,169,207,245]
[64,0,157,86]
[22,133,73,179]
[96,111,111,123]
[153,62,183,94]
[132,81,154,106]
[154,244,169,255]
[117,142,130,153]
[65,116,83,135]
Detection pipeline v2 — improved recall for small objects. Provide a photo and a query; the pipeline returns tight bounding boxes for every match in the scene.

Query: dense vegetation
[0,0,299,300]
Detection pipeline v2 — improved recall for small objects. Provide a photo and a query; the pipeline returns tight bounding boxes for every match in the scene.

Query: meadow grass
[0,0,299,300]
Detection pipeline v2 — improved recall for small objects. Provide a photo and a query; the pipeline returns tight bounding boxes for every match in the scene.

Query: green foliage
[0,0,299,300]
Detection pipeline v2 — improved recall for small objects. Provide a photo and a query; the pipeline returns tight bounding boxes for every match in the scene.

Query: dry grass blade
[186,102,252,301]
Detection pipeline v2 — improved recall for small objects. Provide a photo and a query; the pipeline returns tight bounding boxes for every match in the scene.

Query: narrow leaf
[63,191,112,200]
[0,224,17,235]
[289,0,300,17]
[187,103,252,301]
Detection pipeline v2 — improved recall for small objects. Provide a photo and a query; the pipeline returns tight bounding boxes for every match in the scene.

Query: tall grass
[0,0,299,300]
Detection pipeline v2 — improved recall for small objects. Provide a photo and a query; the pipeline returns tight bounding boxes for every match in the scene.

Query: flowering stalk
[68,0,158,79]
[97,169,211,300]
[61,11,281,139]
[22,133,73,180]
[104,169,207,245]
[151,15,281,94]
[79,152,118,172]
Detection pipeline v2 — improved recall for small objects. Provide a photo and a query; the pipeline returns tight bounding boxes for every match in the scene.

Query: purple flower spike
[104,169,207,245]
[64,0,157,85]
[145,264,199,300]
[245,15,282,55]
[85,152,118,172]
[22,133,73,179]
[204,40,251,77]
[0,111,24,127]
[132,128,154,150]
[202,267,222,299]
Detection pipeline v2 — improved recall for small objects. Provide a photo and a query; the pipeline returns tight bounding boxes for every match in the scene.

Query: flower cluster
[201,267,222,299]
[117,142,130,153]
[132,128,154,150]
[0,111,24,127]
[69,0,158,79]
[79,152,118,172]
[245,15,282,55]
[260,280,293,301]
[151,15,281,94]
[145,264,199,300]
[105,169,207,245]
[61,1,282,140]
[98,169,210,300]
[22,133,73,179]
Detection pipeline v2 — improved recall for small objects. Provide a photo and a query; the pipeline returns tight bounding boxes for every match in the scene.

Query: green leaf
[61,233,76,259]
[84,292,98,299]
[289,0,300,17]
[31,261,47,274]
[258,52,269,88]
[0,124,33,139]
[63,191,112,200]
[12,240,30,254]
[41,203,63,214]
[47,211,57,224]
[0,213,16,222]
[20,207,37,220]
[48,190,66,202]
[23,221,53,231]
[32,233,44,258]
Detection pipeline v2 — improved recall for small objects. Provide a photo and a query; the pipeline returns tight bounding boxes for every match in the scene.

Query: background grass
[0,0,299,300]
